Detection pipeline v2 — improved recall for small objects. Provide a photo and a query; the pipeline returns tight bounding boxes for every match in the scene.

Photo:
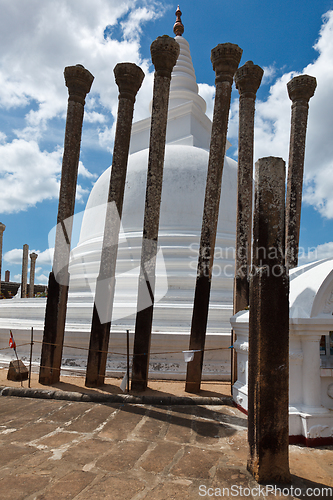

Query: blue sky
[1,0,333,284]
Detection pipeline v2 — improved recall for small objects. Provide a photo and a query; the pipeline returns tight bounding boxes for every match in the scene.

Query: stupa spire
[173,5,184,36]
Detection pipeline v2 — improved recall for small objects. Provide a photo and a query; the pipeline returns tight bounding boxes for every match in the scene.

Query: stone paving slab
[0,396,332,499]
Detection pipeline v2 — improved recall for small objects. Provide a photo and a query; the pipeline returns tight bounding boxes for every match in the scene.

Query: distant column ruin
[248,156,291,484]
[185,43,242,393]
[285,74,316,269]
[86,62,144,387]
[21,244,29,298]
[232,61,263,386]
[131,36,180,391]
[39,64,94,385]
[0,223,5,295]
[29,252,38,298]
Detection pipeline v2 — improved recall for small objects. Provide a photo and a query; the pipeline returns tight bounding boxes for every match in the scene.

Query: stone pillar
[21,244,29,298]
[301,334,322,410]
[248,157,291,484]
[131,36,180,391]
[39,64,94,385]
[232,61,263,387]
[29,252,38,298]
[185,43,242,394]
[5,270,10,283]
[285,75,316,269]
[85,63,144,387]
[0,223,5,295]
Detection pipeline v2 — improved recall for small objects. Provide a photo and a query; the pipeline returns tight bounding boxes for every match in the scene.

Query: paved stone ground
[0,396,332,499]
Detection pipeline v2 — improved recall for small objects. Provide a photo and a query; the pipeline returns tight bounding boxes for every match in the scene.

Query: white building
[232,258,333,446]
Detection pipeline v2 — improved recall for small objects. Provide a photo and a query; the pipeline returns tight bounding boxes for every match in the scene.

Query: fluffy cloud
[298,241,333,264]
[0,139,61,212]
[226,10,333,220]
[0,0,164,214]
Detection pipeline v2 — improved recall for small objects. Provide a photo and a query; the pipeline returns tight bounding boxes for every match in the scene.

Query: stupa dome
[0,16,238,379]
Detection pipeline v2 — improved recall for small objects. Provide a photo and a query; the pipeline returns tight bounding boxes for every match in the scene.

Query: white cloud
[298,241,333,264]
[227,9,333,219]
[0,139,61,213]
[4,247,53,266]
[13,274,21,282]
[261,65,277,85]
[36,274,49,285]
[198,83,215,121]
[0,0,164,213]
[3,248,23,265]
[78,161,98,179]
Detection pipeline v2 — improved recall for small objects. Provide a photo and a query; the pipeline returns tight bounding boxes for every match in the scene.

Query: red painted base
[233,401,333,447]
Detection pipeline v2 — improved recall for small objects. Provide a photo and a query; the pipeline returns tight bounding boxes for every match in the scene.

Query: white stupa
[0,14,238,379]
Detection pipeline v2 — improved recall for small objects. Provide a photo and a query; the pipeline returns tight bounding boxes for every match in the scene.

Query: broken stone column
[185,43,242,394]
[231,61,263,386]
[39,65,94,385]
[285,75,316,269]
[5,270,10,283]
[131,36,180,391]
[85,63,144,387]
[29,252,38,298]
[0,223,5,295]
[21,244,29,298]
[248,156,291,484]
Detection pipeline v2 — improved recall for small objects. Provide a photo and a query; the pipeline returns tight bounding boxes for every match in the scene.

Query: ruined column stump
[248,157,291,484]
[39,65,94,385]
[185,43,242,393]
[29,252,38,298]
[86,63,144,387]
[285,75,316,269]
[232,61,263,387]
[131,36,180,391]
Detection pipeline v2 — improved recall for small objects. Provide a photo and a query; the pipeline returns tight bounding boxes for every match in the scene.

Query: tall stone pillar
[185,43,242,393]
[0,223,5,295]
[21,244,29,298]
[248,157,291,484]
[231,61,263,387]
[131,36,180,391]
[5,270,10,283]
[85,63,144,387]
[285,75,316,269]
[39,65,94,385]
[29,252,38,298]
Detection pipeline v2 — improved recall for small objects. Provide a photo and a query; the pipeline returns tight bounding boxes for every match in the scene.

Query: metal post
[28,327,34,388]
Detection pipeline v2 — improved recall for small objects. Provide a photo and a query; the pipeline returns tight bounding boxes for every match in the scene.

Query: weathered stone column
[131,36,180,391]
[0,223,5,295]
[21,244,29,298]
[231,61,263,387]
[185,43,242,393]
[285,75,316,269]
[39,65,94,385]
[248,157,291,484]
[29,252,38,298]
[5,270,10,283]
[85,63,144,387]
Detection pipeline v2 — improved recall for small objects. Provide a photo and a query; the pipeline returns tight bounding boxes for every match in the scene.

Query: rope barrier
[30,340,231,357]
